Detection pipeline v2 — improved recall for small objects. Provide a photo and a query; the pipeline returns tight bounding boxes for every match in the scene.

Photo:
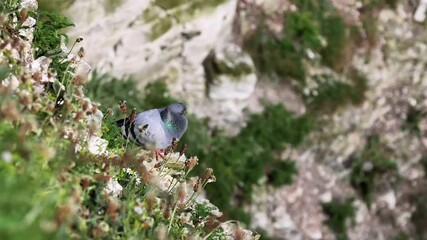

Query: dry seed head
[129,108,136,123]
[71,188,81,203]
[204,168,213,181]
[104,108,113,118]
[235,225,245,240]
[171,138,178,150]
[72,75,86,86]
[76,37,83,42]
[32,72,42,82]
[81,99,90,111]
[142,218,154,229]
[94,173,111,182]
[80,176,91,189]
[55,205,72,225]
[162,206,171,219]
[179,143,187,157]
[155,225,167,240]
[119,100,127,114]
[107,200,119,220]
[79,208,90,219]
[77,47,85,58]
[19,92,32,107]
[185,157,198,171]
[20,9,28,23]
[2,102,19,122]
[193,177,201,192]
[74,111,85,121]
[91,104,98,115]
[146,191,156,213]
[177,183,186,203]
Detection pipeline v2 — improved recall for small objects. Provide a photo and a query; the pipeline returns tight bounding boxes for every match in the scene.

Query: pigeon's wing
[133,109,171,150]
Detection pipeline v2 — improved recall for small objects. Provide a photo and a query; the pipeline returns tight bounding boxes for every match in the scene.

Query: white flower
[136,177,141,185]
[1,76,19,91]
[134,206,143,215]
[105,178,123,197]
[20,0,38,10]
[87,135,108,155]
[1,151,12,163]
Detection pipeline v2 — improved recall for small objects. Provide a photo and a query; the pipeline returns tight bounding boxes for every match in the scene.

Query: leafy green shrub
[394,232,410,240]
[322,198,356,240]
[284,12,322,52]
[304,72,367,113]
[320,15,347,71]
[411,191,427,240]
[0,2,248,239]
[266,159,298,187]
[198,104,313,220]
[37,0,75,13]
[243,13,314,83]
[244,0,367,114]
[350,135,398,206]
[32,11,75,80]
[422,156,427,178]
[402,106,427,135]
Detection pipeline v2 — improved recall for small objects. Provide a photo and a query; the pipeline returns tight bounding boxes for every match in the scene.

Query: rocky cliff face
[65,0,258,133]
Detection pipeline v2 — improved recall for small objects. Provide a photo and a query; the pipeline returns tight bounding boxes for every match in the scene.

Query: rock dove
[116,103,188,155]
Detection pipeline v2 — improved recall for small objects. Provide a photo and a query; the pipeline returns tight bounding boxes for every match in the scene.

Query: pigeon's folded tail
[116,118,126,128]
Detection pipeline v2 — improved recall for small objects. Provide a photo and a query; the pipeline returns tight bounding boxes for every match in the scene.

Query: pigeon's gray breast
[132,109,171,150]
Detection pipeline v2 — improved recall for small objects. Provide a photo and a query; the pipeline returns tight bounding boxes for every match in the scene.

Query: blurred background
[35,0,427,239]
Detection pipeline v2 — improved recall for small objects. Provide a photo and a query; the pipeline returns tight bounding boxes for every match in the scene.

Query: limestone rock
[204,43,257,101]
[65,0,238,101]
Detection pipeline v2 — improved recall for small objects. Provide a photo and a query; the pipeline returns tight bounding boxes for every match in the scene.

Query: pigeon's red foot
[154,149,165,160]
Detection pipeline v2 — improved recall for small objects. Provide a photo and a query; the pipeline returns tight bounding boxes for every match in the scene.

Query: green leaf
[0,65,11,81]
[52,79,65,94]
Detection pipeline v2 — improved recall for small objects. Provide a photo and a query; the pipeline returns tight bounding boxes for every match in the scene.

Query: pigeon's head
[167,103,187,115]
[160,103,188,140]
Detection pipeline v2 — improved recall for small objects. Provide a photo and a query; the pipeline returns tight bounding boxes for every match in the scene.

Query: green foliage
[422,156,427,179]
[394,232,410,240]
[322,198,356,240]
[266,159,298,187]
[198,104,313,219]
[244,0,353,81]
[37,0,75,13]
[244,0,367,114]
[243,15,310,83]
[0,65,11,81]
[150,17,173,40]
[411,192,427,240]
[101,116,125,150]
[320,15,347,71]
[402,106,427,135]
[143,81,177,109]
[359,0,400,49]
[86,71,142,111]
[0,122,73,240]
[284,12,322,52]
[304,72,367,113]
[33,12,74,58]
[86,71,176,112]
[350,135,398,206]
[32,11,74,81]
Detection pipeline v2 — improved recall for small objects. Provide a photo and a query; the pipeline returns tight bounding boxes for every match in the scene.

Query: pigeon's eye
[138,124,149,131]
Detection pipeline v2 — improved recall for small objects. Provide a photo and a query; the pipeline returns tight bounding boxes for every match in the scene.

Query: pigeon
[116,103,188,157]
